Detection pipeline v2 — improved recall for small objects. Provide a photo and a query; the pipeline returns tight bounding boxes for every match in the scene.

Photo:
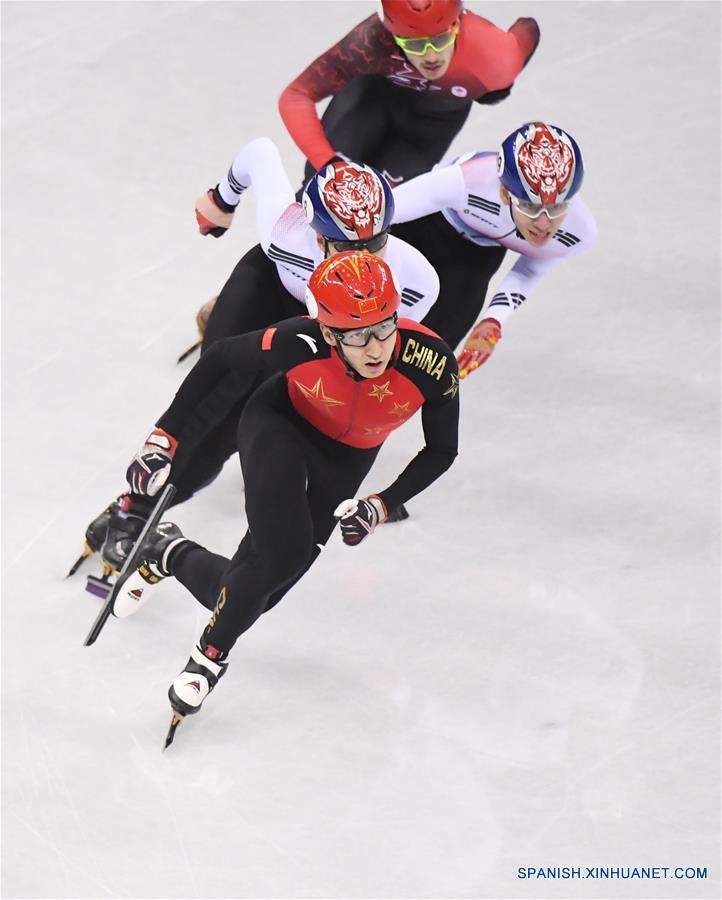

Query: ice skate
[177,296,217,363]
[67,497,122,577]
[165,638,228,748]
[83,484,177,646]
[84,502,149,600]
[384,503,410,523]
[111,520,188,618]
[176,337,201,364]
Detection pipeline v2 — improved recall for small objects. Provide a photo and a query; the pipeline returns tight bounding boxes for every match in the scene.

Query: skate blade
[112,569,153,619]
[177,340,201,364]
[85,574,114,600]
[66,543,95,577]
[164,712,185,750]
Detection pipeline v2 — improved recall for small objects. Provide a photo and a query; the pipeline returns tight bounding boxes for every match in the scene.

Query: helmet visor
[331,313,398,348]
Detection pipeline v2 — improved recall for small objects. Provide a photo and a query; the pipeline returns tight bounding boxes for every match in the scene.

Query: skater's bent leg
[200,407,317,653]
[173,381,378,654]
[202,244,287,351]
[170,540,243,611]
[262,443,378,613]
[171,463,314,634]
[168,401,246,506]
[200,511,314,652]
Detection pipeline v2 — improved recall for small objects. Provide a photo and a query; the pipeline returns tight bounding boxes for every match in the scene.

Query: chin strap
[333,343,364,380]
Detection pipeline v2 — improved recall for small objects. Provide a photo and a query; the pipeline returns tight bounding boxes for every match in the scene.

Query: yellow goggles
[393,26,458,57]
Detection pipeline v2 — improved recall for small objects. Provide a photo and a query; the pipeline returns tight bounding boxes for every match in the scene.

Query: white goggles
[511,194,570,220]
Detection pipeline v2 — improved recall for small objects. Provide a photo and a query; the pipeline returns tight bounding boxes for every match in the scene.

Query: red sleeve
[482,17,540,88]
[452,13,540,93]
[278,16,393,170]
[508,17,541,70]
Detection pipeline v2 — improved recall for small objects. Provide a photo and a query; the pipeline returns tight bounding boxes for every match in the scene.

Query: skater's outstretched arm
[484,213,596,328]
[392,161,468,224]
[334,361,459,547]
[375,373,460,515]
[157,337,260,447]
[195,137,296,247]
[214,137,297,251]
[278,17,387,172]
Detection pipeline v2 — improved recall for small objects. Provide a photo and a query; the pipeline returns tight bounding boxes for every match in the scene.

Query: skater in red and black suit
[119,252,459,729]
[279,0,539,187]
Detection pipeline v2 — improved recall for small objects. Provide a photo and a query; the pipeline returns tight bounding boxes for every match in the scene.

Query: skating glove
[334,495,387,546]
[195,185,236,237]
[457,318,502,379]
[126,428,178,496]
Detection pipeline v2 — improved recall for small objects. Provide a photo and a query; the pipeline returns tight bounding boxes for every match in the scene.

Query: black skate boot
[67,497,123,577]
[164,637,228,748]
[110,520,189,618]
[85,500,151,600]
[384,503,410,523]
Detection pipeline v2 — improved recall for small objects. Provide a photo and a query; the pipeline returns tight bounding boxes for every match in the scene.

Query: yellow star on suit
[389,401,411,419]
[293,377,346,415]
[443,373,459,399]
[368,380,393,403]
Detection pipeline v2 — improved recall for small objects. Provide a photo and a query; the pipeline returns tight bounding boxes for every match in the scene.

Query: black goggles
[331,313,398,348]
[327,231,389,254]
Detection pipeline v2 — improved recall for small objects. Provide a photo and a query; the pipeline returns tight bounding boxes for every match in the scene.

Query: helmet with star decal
[305,251,400,330]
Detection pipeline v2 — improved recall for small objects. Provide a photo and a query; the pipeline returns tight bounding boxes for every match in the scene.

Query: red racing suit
[279,10,540,170]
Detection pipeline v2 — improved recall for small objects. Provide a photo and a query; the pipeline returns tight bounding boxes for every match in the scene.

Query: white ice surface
[1,2,720,898]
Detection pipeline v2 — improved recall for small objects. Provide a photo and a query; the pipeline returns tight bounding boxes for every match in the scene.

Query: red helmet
[379,0,462,36]
[305,251,400,330]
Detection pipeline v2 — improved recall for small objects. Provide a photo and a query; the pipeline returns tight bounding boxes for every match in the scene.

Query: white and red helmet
[497,122,584,206]
[302,160,394,242]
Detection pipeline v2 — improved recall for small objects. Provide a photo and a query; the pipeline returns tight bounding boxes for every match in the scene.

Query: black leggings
[300,76,472,190]
[171,376,379,653]
[391,213,507,351]
[168,244,303,506]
